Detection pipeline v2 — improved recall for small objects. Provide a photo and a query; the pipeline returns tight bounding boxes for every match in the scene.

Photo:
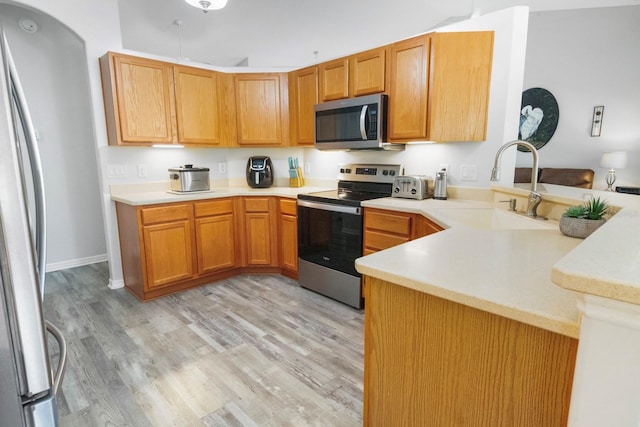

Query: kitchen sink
[430,208,556,230]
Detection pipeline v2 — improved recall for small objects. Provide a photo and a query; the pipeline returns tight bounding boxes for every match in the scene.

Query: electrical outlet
[218,162,227,174]
[137,164,147,178]
[107,164,127,178]
[304,162,311,175]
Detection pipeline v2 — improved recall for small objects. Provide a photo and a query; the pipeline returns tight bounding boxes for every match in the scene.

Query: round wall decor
[517,87,559,152]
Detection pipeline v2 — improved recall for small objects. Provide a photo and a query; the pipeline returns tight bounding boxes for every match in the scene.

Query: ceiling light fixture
[184,0,228,13]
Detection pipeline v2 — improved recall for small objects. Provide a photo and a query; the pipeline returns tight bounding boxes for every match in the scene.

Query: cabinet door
[235,73,287,146]
[319,58,349,102]
[289,66,318,145]
[174,65,222,145]
[104,53,177,145]
[428,32,494,142]
[351,47,387,97]
[240,197,279,267]
[245,213,273,266]
[195,214,235,274]
[142,220,194,289]
[388,35,430,141]
[279,199,298,274]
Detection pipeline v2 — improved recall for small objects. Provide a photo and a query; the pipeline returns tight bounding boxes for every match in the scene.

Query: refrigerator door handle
[6,39,46,296]
[45,321,66,396]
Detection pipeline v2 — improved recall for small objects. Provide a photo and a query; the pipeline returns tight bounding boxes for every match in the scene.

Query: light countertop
[110,183,333,206]
[552,207,640,306]
[111,181,640,338]
[357,197,582,338]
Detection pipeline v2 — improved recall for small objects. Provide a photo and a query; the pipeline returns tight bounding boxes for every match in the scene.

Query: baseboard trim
[46,254,108,273]
[108,278,125,289]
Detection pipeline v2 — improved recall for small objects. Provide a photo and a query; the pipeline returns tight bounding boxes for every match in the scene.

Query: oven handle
[297,199,362,215]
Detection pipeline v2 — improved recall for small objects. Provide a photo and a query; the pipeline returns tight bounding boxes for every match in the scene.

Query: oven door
[297,199,362,276]
[297,199,364,308]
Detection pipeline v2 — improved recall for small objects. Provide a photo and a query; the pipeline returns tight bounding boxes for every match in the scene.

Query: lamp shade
[184,0,228,12]
[600,151,628,169]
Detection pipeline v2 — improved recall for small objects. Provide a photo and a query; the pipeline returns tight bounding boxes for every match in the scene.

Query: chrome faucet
[490,140,543,218]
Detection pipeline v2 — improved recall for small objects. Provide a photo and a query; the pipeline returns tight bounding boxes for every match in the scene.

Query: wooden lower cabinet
[363,208,443,254]
[364,276,578,426]
[194,199,236,274]
[116,198,241,301]
[237,197,279,267]
[142,219,195,289]
[278,198,298,278]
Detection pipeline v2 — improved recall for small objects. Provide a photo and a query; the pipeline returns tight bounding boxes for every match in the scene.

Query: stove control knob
[340,168,345,173]
[390,170,396,176]
[394,187,400,193]
[411,188,417,195]
[382,170,388,176]
[345,168,352,174]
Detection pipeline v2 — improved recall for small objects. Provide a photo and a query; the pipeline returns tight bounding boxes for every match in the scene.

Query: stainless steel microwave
[314,94,402,150]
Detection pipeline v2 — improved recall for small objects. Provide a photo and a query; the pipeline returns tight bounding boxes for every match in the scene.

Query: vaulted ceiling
[118,0,639,68]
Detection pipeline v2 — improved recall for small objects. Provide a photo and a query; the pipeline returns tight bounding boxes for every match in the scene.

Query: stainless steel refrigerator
[0,31,66,426]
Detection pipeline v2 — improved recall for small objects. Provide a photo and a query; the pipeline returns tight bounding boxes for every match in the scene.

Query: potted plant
[559,196,610,238]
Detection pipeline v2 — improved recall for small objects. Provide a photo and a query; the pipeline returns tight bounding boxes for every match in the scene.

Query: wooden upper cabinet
[388,32,494,142]
[318,50,387,102]
[388,35,430,141]
[319,58,350,102]
[100,52,177,145]
[234,73,288,146]
[174,65,222,146]
[428,31,494,142]
[350,47,387,97]
[288,66,318,146]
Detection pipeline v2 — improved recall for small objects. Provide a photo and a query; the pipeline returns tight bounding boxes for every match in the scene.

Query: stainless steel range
[297,163,403,309]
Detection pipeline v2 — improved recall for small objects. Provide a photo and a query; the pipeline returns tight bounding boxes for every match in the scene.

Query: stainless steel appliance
[314,94,403,151]
[169,164,210,192]
[297,163,402,309]
[246,156,274,188]
[0,32,66,426]
[392,175,431,200]
[434,169,448,200]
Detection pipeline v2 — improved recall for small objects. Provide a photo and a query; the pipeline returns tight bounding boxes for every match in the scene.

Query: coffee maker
[246,156,274,188]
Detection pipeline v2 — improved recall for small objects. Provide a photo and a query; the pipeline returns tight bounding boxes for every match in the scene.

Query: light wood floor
[43,263,364,426]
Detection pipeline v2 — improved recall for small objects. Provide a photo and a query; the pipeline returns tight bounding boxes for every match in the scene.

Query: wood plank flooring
[42,263,364,426]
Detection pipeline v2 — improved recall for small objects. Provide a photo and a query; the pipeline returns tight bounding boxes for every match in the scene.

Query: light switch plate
[460,164,477,181]
[591,106,604,137]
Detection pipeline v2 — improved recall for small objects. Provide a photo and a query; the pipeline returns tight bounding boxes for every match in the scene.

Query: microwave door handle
[359,105,368,140]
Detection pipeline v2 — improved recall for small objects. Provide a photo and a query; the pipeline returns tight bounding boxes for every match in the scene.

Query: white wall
[0,3,109,270]
[519,5,640,190]
[4,0,123,284]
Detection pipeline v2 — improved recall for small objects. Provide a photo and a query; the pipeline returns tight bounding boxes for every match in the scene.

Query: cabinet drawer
[365,209,412,236]
[279,198,297,216]
[194,198,233,217]
[244,197,270,212]
[141,204,191,225]
[365,231,410,252]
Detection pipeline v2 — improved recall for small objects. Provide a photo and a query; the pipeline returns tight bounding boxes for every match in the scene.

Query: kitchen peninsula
[356,184,640,426]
